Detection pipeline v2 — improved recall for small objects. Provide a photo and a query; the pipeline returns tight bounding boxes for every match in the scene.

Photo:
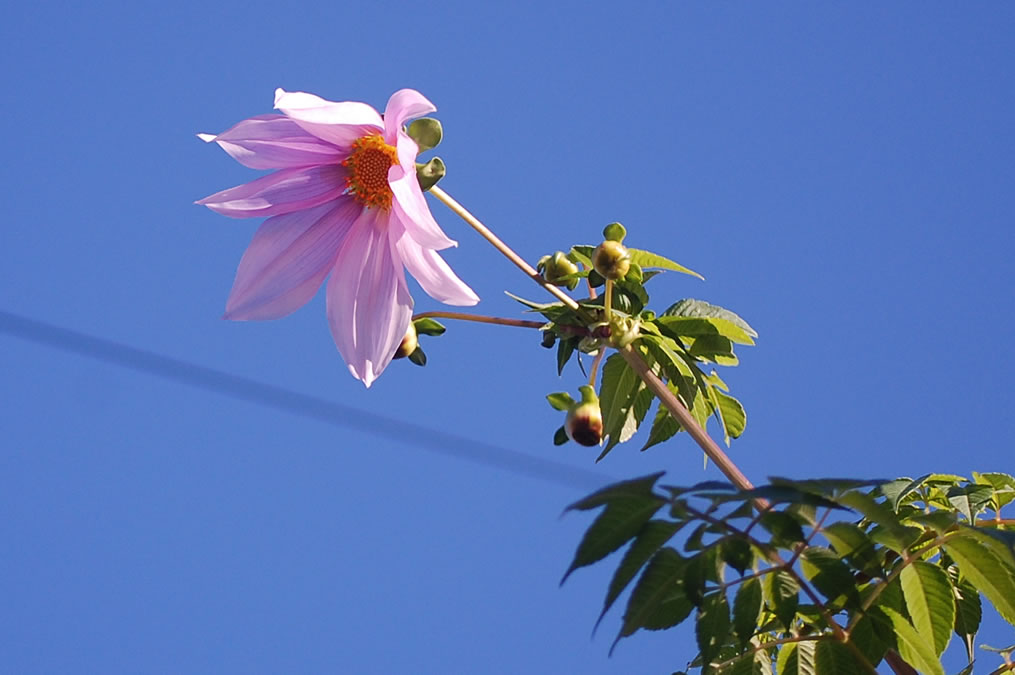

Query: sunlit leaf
[661,299,757,338]
[944,532,1015,625]
[880,606,946,675]
[900,561,954,656]
[627,247,704,280]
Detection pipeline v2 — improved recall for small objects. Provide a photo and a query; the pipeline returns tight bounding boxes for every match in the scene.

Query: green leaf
[654,316,756,346]
[407,346,426,366]
[880,606,946,675]
[596,519,683,632]
[972,472,1015,510]
[776,640,815,675]
[823,522,880,576]
[411,317,446,336]
[759,512,806,547]
[615,547,693,649]
[553,425,569,446]
[661,299,757,338]
[597,353,645,457]
[556,337,576,375]
[714,390,747,441]
[848,611,891,667]
[720,537,753,575]
[569,245,594,268]
[732,577,762,645]
[900,561,954,656]
[837,491,921,554]
[546,392,575,411]
[943,532,1015,624]
[627,248,704,280]
[880,474,931,512]
[765,569,799,629]
[718,649,773,675]
[690,333,739,366]
[642,399,680,451]
[562,493,665,583]
[696,591,732,669]
[566,472,665,512]
[947,483,995,523]
[800,546,858,607]
[814,640,864,675]
[950,573,981,663]
[504,290,561,311]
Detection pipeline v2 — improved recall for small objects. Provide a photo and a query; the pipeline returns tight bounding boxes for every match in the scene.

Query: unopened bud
[592,240,630,280]
[565,385,604,447]
[537,251,580,290]
[609,316,641,348]
[393,323,418,359]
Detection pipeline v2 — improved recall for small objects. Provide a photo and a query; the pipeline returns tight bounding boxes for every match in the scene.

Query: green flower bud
[609,316,641,349]
[537,251,580,290]
[393,323,418,359]
[565,385,604,447]
[592,240,631,280]
[407,117,443,152]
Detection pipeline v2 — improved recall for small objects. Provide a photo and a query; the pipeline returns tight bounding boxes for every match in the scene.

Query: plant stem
[603,279,613,320]
[618,345,757,493]
[429,186,583,312]
[588,349,605,387]
[434,186,759,501]
[412,311,544,329]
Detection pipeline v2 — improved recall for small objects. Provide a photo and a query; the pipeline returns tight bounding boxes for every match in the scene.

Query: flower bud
[592,240,631,280]
[393,323,418,359]
[537,251,580,290]
[565,385,604,446]
[609,316,641,349]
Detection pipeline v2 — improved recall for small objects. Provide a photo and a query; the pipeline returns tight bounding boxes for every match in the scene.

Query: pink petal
[387,134,457,251]
[326,210,413,387]
[224,197,361,320]
[274,88,383,149]
[197,165,346,218]
[383,89,437,145]
[198,114,343,169]
[391,222,479,306]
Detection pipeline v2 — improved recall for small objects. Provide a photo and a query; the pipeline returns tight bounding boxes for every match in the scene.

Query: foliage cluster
[564,472,1015,673]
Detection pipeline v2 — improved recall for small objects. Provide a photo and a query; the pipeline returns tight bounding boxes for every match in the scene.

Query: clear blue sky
[2,2,1013,672]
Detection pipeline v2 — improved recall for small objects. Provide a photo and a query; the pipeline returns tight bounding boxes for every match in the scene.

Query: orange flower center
[342,134,399,210]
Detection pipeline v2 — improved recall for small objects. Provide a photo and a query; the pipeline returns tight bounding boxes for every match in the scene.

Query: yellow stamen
[342,134,399,210]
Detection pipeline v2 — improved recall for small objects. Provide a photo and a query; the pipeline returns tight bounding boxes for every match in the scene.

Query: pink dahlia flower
[198,89,479,387]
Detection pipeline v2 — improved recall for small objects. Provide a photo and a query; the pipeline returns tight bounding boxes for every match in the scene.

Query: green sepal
[407,117,443,152]
[415,157,446,191]
[547,392,576,411]
[553,425,570,445]
[407,346,427,366]
[603,222,627,243]
[412,317,446,336]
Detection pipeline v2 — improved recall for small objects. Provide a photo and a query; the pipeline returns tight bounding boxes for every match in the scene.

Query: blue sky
[2,2,1013,672]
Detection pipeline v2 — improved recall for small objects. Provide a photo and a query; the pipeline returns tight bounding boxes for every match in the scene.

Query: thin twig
[430,186,584,312]
[412,311,544,329]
